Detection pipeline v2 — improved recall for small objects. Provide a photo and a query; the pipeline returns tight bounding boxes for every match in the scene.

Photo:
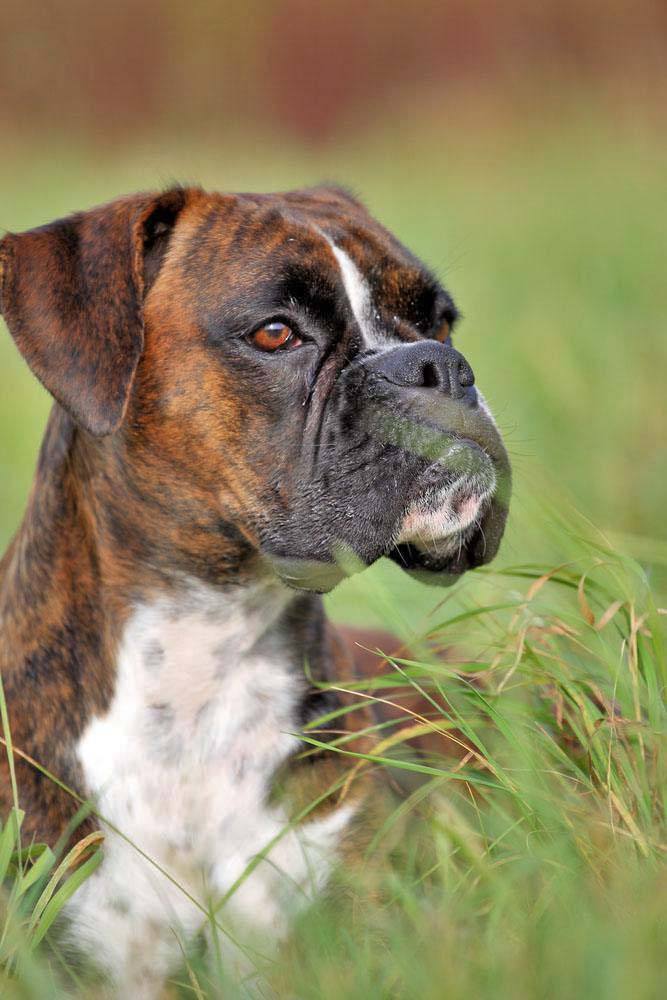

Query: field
[0,112,665,996]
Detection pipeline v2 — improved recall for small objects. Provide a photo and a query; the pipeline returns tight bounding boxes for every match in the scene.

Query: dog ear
[0,188,187,437]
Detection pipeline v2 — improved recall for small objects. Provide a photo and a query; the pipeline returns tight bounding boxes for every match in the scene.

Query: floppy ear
[0,188,187,437]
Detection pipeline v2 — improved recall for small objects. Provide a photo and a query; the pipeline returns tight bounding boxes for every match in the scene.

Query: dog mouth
[387,438,497,573]
[264,413,509,592]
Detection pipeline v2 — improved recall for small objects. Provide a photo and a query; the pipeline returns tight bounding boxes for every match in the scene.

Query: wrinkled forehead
[174,189,455,335]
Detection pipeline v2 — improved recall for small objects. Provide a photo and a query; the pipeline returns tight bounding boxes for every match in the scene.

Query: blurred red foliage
[1,0,665,144]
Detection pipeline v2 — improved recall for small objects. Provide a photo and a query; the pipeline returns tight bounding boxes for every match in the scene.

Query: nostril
[447,356,475,398]
[421,361,440,389]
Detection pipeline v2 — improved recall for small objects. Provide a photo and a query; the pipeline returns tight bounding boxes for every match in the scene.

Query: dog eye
[247,322,302,353]
[434,319,451,343]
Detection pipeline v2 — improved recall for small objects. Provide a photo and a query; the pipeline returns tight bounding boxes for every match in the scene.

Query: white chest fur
[66,581,354,995]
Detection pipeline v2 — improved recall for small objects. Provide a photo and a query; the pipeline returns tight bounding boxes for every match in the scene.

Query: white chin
[396,490,485,554]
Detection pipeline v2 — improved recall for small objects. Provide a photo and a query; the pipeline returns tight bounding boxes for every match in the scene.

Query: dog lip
[395,488,487,547]
[453,492,483,520]
[419,439,496,495]
[395,447,496,551]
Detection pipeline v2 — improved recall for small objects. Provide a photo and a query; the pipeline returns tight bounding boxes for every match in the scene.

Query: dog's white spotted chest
[67,582,354,992]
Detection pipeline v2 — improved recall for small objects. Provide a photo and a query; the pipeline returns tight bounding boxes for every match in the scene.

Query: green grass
[1,113,666,995]
[1,520,664,997]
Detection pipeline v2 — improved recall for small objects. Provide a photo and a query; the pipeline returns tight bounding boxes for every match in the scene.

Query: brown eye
[434,320,451,343]
[248,322,302,352]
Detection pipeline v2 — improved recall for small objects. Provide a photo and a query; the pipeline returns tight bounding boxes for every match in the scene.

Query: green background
[2,119,665,622]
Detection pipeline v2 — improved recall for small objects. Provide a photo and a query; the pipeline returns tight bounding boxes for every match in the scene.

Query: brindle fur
[0,185,508,906]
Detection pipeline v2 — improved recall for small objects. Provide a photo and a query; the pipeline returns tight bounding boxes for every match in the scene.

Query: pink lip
[454,494,481,522]
[398,491,483,546]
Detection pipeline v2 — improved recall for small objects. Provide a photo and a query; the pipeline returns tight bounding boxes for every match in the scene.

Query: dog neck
[0,406,327,726]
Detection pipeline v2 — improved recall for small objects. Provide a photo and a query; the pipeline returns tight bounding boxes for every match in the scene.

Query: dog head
[0,186,510,591]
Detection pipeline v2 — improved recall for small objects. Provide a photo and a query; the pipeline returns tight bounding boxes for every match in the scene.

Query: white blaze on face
[328,243,371,331]
[322,235,385,348]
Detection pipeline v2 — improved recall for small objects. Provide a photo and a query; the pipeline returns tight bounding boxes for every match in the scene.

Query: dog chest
[66,583,354,988]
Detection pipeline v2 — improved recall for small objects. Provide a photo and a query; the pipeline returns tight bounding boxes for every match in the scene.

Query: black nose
[366,342,475,400]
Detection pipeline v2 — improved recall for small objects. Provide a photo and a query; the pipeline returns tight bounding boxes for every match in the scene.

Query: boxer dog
[0,186,510,994]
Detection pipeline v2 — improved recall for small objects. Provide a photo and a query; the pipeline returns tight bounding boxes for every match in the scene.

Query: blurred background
[1,0,666,623]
